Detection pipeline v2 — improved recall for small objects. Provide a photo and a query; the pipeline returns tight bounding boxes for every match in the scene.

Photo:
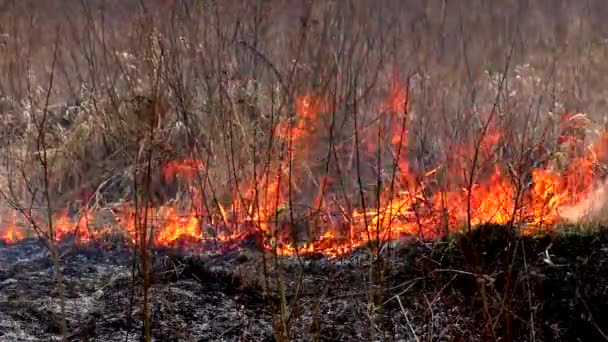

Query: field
[1,1,608,341]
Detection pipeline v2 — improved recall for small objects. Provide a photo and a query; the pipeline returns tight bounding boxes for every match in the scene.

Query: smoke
[559,179,608,223]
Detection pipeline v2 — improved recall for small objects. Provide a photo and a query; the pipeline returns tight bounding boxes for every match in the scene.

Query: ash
[0,241,272,341]
[1,225,607,341]
[0,239,475,341]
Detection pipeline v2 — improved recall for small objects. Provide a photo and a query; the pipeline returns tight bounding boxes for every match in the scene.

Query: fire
[2,221,24,244]
[1,215,18,244]
[54,210,93,242]
[163,159,205,183]
[529,169,568,225]
[0,83,605,258]
[468,168,515,226]
[3,228,23,243]
[155,208,201,244]
[294,95,327,140]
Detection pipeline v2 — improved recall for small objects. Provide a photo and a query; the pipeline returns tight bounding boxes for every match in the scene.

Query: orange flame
[0,86,605,258]
[2,217,24,244]
[156,209,201,244]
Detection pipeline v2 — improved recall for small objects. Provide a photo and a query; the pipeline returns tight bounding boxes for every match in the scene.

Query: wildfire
[2,226,24,244]
[54,210,94,242]
[163,159,205,183]
[155,208,201,244]
[0,87,605,258]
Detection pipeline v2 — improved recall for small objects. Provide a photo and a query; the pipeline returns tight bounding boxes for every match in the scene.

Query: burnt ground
[0,225,607,341]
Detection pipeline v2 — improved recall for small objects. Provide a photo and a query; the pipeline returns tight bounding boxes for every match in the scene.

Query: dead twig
[576,287,608,341]
[394,294,420,342]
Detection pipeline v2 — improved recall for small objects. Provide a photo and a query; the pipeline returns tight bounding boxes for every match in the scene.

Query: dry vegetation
[1,0,608,341]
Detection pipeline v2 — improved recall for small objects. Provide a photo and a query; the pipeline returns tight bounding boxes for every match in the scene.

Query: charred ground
[1,225,606,341]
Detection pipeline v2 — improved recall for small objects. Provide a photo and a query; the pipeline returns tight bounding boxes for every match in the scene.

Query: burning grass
[1,98,606,258]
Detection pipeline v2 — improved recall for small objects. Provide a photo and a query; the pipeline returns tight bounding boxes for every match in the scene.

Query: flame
[529,169,568,226]
[54,210,93,242]
[0,84,605,258]
[155,208,201,244]
[2,216,24,244]
[163,159,205,183]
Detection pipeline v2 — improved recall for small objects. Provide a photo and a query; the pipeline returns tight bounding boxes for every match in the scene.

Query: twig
[521,241,536,342]
[394,294,420,342]
[423,294,434,342]
[576,287,608,341]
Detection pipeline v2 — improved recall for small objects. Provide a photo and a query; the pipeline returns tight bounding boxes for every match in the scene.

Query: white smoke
[559,179,608,223]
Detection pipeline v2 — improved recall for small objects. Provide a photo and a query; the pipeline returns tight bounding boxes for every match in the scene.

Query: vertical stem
[36,29,68,341]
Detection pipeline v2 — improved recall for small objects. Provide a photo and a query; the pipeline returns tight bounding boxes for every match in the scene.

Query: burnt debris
[0,227,607,341]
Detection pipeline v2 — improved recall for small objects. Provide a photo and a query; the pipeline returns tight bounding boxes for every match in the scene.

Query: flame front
[1,84,605,257]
